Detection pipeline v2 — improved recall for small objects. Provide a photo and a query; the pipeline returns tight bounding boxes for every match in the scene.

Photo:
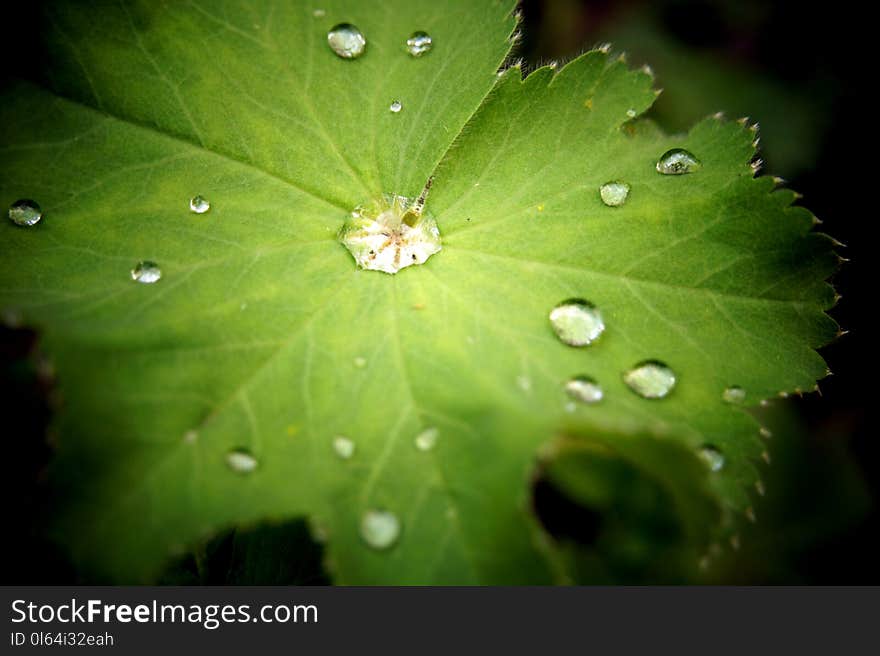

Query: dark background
[1,0,875,584]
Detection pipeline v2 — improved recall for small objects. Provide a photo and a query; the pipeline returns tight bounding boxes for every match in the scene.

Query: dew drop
[516,375,532,393]
[599,181,630,207]
[389,100,402,113]
[698,445,725,472]
[226,448,258,473]
[353,356,367,368]
[548,299,605,347]
[414,426,439,451]
[656,148,701,175]
[626,108,636,118]
[338,193,442,274]
[623,360,676,399]
[406,31,433,57]
[131,260,162,284]
[327,23,366,59]
[8,199,42,227]
[722,385,746,404]
[333,435,355,459]
[312,8,326,18]
[189,195,211,214]
[564,375,603,404]
[360,509,400,550]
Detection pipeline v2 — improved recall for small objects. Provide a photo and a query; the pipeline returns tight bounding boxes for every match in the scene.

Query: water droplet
[722,385,746,404]
[516,375,532,393]
[327,23,366,59]
[406,31,433,57]
[389,100,402,113]
[548,299,605,347]
[623,360,676,399]
[656,148,701,175]
[353,356,367,368]
[333,435,355,459]
[131,260,162,284]
[189,195,210,214]
[226,448,258,473]
[599,181,630,207]
[312,8,326,18]
[626,108,636,118]
[8,199,42,227]
[414,427,438,451]
[360,509,400,550]
[338,193,442,274]
[564,375,603,404]
[698,445,725,472]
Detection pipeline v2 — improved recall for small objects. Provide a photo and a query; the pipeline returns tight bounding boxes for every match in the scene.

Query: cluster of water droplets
[326,24,433,61]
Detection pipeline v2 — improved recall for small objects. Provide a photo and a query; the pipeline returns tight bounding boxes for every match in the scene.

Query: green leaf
[0,0,836,583]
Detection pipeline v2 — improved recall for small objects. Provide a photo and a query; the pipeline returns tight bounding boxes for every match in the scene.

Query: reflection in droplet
[226,448,258,473]
[327,23,366,59]
[698,445,725,472]
[549,299,605,347]
[389,100,402,113]
[131,261,162,284]
[8,199,42,227]
[189,195,211,214]
[656,148,701,175]
[722,386,746,404]
[599,181,630,207]
[414,427,438,451]
[564,376,603,404]
[623,360,676,399]
[333,435,355,460]
[406,31,433,57]
[360,509,401,550]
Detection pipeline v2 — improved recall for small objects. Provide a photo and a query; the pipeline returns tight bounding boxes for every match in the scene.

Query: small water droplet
[599,181,630,207]
[8,199,42,227]
[549,299,605,347]
[722,385,746,404]
[312,8,326,18]
[327,23,366,59]
[333,435,355,459]
[189,195,210,214]
[656,148,701,175]
[698,445,725,472]
[338,193,442,274]
[564,375,603,404]
[406,31,433,57]
[226,448,258,473]
[360,509,400,550]
[623,360,676,399]
[516,375,532,392]
[131,261,162,284]
[389,100,402,113]
[626,108,636,118]
[414,427,438,451]
[353,356,367,368]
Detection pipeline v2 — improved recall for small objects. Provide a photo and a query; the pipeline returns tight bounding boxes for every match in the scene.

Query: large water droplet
[189,195,210,214]
[722,386,746,404]
[131,261,162,284]
[8,199,42,227]
[338,193,441,274]
[414,427,439,451]
[599,181,630,207]
[623,360,676,398]
[226,448,258,473]
[564,375,603,404]
[656,148,701,175]
[333,435,355,459]
[406,31,433,57]
[549,299,605,346]
[698,445,725,472]
[327,23,366,59]
[360,509,400,550]
[389,100,402,113]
